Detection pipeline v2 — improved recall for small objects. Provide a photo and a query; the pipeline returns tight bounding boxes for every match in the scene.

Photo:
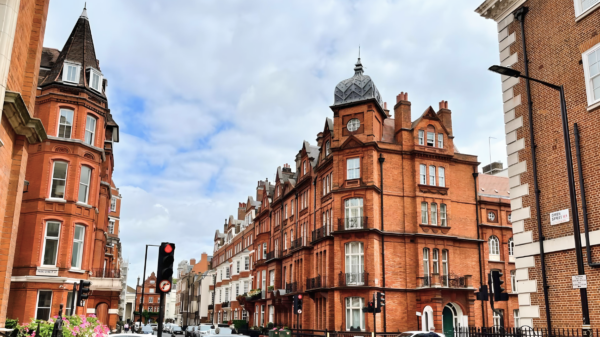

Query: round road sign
[159,280,171,292]
[297,309,302,314]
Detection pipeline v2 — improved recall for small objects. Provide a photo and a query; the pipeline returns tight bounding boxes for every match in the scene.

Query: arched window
[344,198,363,229]
[489,236,500,261]
[440,204,447,226]
[508,238,514,256]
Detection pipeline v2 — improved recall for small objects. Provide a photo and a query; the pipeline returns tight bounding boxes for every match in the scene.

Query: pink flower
[71,331,77,336]
[31,332,36,337]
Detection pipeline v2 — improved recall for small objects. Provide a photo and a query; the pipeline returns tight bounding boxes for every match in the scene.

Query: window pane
[78,166,91,203]
[36,291,52,320]
[439,167,445,187]
[51,162,68,199]
[431,204,438,225]
[85,116,96,145]
[429,166,436,186]
[47,222,60,237]
[58,110,74,138]
[421,202,428,224]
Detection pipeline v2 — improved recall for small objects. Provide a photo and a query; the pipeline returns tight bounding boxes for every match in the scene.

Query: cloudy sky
[44,0,505,287]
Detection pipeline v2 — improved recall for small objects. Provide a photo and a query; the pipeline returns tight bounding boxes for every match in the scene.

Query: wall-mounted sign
[572,275,587,289]
[36,267,58,276]
[550,209,570,225]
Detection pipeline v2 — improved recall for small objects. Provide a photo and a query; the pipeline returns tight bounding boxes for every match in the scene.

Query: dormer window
[418,130,424,145]
[63,62,80,84]
[427,132,435,146]
[326,141,331,156]
[88,68,103,92]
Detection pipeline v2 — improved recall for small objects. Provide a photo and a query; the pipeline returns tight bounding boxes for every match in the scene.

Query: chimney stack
[437,100,452,136]
[190,259,196,266]
[256,180,265,201]
[238,202,245,220]
[224,219,228,232]
[383,102,391,117]
[394,92,412,141]
[282,163,292,173]
[316,132,324,147]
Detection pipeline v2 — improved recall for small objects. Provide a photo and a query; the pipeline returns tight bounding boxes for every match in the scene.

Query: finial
[80,2,88,19]
[359,45,360,59]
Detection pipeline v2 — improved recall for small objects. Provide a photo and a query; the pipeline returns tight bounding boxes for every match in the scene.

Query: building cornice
[3,91,47,144]
[475,0,526,21]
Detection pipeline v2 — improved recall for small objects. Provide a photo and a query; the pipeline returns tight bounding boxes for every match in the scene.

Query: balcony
[89,268,122,292]
[285,282,301,293]
[90,268,120,278]
[306,275,328,290]
[221,301,230,308]
[443,274,469,288]
[418,274,471,288]
[338,272,368,287]
[208,304,214,310]
[290,237,307,250]
[266,250,280,261]
[337,217,369,231]
[418,275,431,287]
[311,226,332,242]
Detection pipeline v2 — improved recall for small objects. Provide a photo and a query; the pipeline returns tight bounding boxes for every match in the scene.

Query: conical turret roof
[39,7,105,97]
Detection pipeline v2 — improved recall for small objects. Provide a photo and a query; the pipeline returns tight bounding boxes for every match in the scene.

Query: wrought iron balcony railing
[419,275,431,287]
[90,268,120,278]
[285,282,300,293]
[338,272,368,286]
[337,217,368,231]
[221,301,230,308]
[306,275,328,290]
[442,274,467,288]
[290,237,306,250]
[311,226,331,242]
[266,250,280,260]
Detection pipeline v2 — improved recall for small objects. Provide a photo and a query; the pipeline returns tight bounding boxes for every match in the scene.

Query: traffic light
[293,295,298,312]
[156,242,176,294]
[363,301,374,313]
[297,294,303,312]
[475,285,489,301]
[77,280,91,307]
[376,292,385,310]
[491,271,508,301]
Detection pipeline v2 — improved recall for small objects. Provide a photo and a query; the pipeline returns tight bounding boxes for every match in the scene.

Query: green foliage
[232,320,247,330]
[15,315,109,337]
[5,319,18,330]
[267,322,274,329]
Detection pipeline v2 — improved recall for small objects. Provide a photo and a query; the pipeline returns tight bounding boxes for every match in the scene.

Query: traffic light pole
[372,293,376,336]
[139,244,160,324]
[157,292,165,337]
[70,283,77,316]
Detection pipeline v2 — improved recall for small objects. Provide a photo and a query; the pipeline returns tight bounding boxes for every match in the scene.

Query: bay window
[71,225,85,269]
[421,202,428,224]
[84,116,96,145]
[42,222,61,266]
[438,167,445,187]
[345,297,364,331]
[58,109,74,138]
[78,166,91,204]
[344,198,363,229]
[431,203,438,226]
[344,242,364,285]
[420,164,426,184]
[50,161,68,199]
[429,166,436,186]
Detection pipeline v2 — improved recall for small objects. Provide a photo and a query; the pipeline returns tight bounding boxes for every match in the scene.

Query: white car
[398,331,445,337]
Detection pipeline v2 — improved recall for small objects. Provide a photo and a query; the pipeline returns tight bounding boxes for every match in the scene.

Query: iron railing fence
[338,217,368,231]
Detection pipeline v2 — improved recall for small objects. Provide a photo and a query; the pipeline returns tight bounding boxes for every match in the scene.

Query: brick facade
[476,0,600,329]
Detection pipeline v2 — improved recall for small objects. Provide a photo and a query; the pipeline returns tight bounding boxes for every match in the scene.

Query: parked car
[194,325,212,336]
[140,325,154,335]
[164,323,174,332]
[398,331,445,337]
[205,327,232,336]
[186,326,198,337]
[172,326,184,335]
[150,323,158,331]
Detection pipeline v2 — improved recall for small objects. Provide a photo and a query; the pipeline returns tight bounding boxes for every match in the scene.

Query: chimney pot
[384,102,387,109]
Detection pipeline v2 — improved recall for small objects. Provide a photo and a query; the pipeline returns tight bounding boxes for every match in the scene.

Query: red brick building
[209,59,499,334]
[476,0,600,329]
[0,0,50,327]
[6,7,124,328]
[134,273,161,323]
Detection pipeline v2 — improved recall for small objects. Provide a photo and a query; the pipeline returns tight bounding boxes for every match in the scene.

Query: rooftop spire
[80,3,88,20]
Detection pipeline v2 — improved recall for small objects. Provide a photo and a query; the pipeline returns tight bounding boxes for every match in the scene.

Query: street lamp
[488,65,591,328]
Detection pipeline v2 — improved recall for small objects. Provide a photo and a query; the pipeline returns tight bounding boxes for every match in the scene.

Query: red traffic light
[298,294,303,300]
[164,244,173,253]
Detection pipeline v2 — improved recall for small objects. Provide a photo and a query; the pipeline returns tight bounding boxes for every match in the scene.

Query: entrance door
[96,303,109,326]
[442,306,454,337]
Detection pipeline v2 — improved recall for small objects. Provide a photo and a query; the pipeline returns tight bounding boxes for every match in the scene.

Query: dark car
[172,327,184,335]
[185,326,198,337]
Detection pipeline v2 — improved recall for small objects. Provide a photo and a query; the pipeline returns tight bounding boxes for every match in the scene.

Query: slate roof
[38,8,105,97]
[333,58,384,109]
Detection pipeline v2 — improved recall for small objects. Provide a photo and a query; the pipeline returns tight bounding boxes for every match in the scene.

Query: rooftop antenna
[358,45,360,59]
[488,136,497,167]
[84,2,86,10]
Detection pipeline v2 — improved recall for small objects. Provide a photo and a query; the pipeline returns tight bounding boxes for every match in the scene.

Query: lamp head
[489,65,521,78]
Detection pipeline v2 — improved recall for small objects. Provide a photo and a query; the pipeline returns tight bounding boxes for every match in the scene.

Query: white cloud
[45,0,504,286]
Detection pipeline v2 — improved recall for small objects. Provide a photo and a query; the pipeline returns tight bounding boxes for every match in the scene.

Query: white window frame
[440,204,447,227]
[344,242,364,285]
[71,225,85,269]
[427,132,435,146]
[423,248,430,277]
[438,133,443,148]
[421,202,428,224]
[431,203,438,226]
[108,220,115,234]
[62,62,81,84]
[432,249,439,274]
[110,196,117,212]
[511,270,517,293]
[36,290,53,321]
[347,158,360,180]
[493,310,504,328]
[345,297,365,331]
[582,42,600,107]
[149,297,154,303]
[438,167,445,187]
[429,166,436,186]
[344,198,363,229]
[489,236,500,261]
[89,68,103,92]
[574,0,600,18]
[514,309,520,328]
[418,130,424,145]
[442,250,449,285]
[84,115,96,146]
[508,238,514,256]
[326,140,331,156]
[78,166,92,204]
[42,221,61,266]
[262,243,267,259]
[420,164,426,184]
[50,161,68,200]
[57,109,74,139]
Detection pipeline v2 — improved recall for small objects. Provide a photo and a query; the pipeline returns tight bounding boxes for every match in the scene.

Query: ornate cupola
[38,6,106,98]
[333,58,384,110]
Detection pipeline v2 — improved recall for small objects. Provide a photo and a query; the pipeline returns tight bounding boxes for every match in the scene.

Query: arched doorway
[442,303,465,337]
[96,303,109,326]
[421,306,434,331]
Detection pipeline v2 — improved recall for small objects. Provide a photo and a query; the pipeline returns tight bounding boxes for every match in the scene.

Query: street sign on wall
[550,209,570,225]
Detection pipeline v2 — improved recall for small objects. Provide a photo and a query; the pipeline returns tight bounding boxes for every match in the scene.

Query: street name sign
[550,209,570,225]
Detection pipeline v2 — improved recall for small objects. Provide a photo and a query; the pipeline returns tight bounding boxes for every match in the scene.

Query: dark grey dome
[334,58,383,108]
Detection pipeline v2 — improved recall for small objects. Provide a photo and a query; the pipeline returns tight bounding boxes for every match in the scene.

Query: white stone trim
[504,94,521,112]
[502,53,519,67]
[504,109,515,123]
[515,256,536,269]
[506,130,517,144]
[87,308,96,314]
[510,183,529,199]
[509,175,521,188]
[508,161,527,177]
[512,220,524,233]
[108,309,119,314]
[520,305,540,318]
[503,88,514,102]
[511,207,530,222]
[514,231,533,245]
[507,152,519,166]
[500,48,511,62]
[510,197,522,210]
[503,76,520,91]
[517,280,538,293]
[499,33,516,51]
[516,268,529,280]
[518,293,531,306]
[505,116,523,134]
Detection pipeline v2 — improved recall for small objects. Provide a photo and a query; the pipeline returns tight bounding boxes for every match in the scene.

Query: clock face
[488,212,496,221]
[347,118,360,132]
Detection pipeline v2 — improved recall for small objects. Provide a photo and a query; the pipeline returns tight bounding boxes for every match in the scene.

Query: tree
[142,310,151,324]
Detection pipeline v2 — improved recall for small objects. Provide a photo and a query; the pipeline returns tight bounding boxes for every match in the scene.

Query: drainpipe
[514,6,552,330]
[378,154,386,332]
[472,171,486,328]
[574,123,600,268]
[313,178,317,234]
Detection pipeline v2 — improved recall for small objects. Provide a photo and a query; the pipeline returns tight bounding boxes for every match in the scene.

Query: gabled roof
[478,174,510,198]
[39,7,105,97]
